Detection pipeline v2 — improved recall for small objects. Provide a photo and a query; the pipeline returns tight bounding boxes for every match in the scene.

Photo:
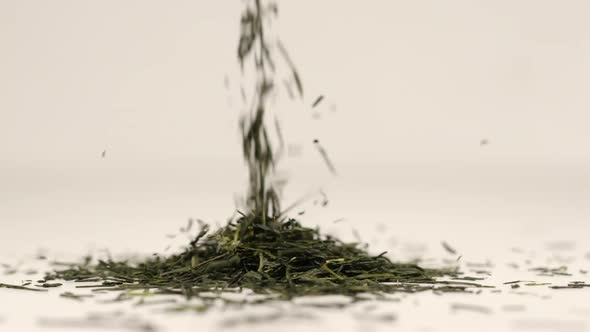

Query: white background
[1,1,590,331]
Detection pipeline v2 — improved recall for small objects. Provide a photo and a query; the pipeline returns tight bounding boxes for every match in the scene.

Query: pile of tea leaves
[42,0,467,305]
[44,215,463,301]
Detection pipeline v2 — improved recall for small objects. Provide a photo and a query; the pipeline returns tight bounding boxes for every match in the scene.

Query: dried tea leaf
[312,95,325,108]
[1,283,47,292]
[441,241,457,255]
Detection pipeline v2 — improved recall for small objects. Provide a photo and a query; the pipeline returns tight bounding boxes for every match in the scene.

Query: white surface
[1,217,589,332]
[2,1,590,331]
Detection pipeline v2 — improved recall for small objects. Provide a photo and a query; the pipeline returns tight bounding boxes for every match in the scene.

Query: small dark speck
[480,139,489,146]
[311,95,324,108]
[39,283,62,288]
[101,150,106,158]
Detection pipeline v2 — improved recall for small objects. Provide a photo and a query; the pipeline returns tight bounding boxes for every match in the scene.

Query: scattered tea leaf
[60,292,94,301]
[452,276,485,282]
[313,139,337,175]
[441,241,457,255]
[1,282,47,292]
[525,282,551,286]
[549,282,590,289]
[38,282,63,288]
[503,280,535,285]
[311,95,324,108]
[530,266,571,276]
[180,219,194,233]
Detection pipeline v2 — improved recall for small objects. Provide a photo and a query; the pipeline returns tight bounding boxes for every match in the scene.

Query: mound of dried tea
[46,215,457,300]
